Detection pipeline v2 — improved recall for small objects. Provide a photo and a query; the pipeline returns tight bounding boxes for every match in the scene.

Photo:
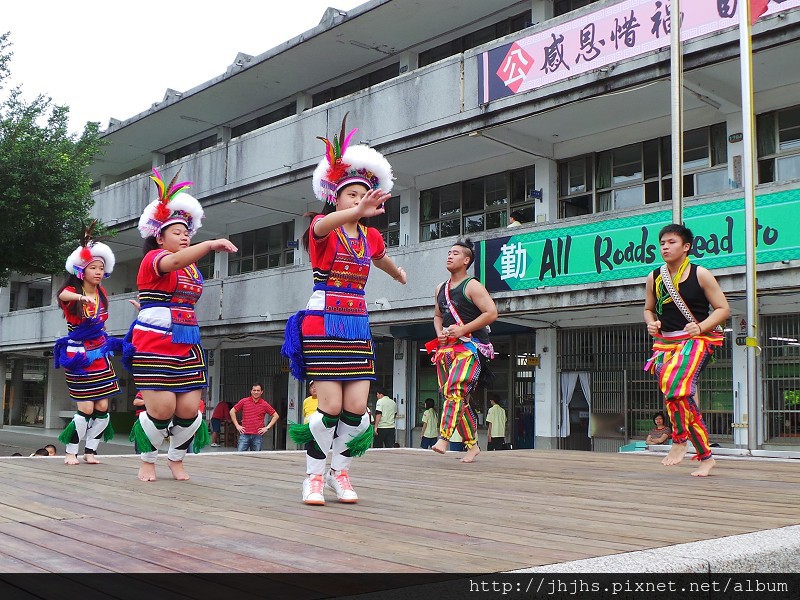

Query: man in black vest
[644,224,729,477]
[429,239,497,463]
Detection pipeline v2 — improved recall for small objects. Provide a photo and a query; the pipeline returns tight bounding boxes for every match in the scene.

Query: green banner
[475,189,800,292]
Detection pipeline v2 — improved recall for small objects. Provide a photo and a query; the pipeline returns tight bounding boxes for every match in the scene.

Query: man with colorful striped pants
[644,224,730,477]
[429,239,497,463]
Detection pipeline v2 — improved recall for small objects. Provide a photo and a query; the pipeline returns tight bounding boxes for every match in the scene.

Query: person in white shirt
[373,390,397,448]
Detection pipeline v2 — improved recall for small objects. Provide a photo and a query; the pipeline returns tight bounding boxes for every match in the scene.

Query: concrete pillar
[9,358,24,425]
[730,311,754,447]
[392,339,410,445]
[151,153,165,168]
[400,187,419,246]
[217,126,231,145]
[0,355,6,427]
[16,282,29,311]
[287,377,303,450]
[534,327,559,448]
[0,285,10,314]
[292,215,307,266]
[399,51,418,74]
[531,0,553,26]
[295,93,313,114]
[534,157,558,224]
[45,363,72,429]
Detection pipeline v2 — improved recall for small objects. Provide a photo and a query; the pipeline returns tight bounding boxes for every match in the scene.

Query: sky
[2,0,365,134]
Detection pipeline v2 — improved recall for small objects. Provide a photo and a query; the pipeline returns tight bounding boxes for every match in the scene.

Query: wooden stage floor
[0,448,797,573]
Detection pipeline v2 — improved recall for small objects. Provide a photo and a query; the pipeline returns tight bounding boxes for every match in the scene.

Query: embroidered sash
[443,280,494,359]
[659,264,723,333]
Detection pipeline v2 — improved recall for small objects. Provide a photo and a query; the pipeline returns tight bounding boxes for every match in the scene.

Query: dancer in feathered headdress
[282,114,407,505]
[127,168,237,482]
[55,220,124,465]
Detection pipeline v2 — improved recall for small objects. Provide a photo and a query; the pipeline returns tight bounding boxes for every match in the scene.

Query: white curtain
[559,371,592,438]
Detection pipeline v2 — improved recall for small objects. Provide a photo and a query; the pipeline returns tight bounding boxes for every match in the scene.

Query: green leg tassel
[346,425,375,457]
[103,419,115,442]
[57,419,77,446]
[129,419,155,452]
[288,420,314,445]
[193,419,211,453]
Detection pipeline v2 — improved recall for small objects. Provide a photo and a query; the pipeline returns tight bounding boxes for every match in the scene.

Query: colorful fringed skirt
[130,322,208,392]
[63,337,121,402]
[299,310,375,381]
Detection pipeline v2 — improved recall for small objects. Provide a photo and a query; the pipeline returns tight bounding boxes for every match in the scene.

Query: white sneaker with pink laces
[325,469,358,503]
[302,475,325,505]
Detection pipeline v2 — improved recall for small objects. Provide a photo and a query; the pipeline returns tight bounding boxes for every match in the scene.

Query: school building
[2,0,800,452]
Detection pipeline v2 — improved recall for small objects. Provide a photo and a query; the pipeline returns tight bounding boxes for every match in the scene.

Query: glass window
[559,122,728,215]
[227,220,295,275]
[418,11,529,68]
[756,105,800,184]
[419,167,535,241]
[369,197,401,248]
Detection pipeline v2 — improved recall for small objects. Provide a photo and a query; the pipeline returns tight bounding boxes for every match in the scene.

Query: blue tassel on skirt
[324,313,371,340]
[281,310,307,381]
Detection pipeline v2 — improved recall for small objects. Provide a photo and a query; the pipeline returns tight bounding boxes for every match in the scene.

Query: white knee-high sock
[65,412,91,455]
[84,411,110,452]
[167,411,203,462]
[306,410,337,476]
[331,410,371,472]
[139,412,169,464]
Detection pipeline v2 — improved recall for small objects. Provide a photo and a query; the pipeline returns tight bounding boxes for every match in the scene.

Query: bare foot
[431,439,448,454]
[83,453,101,464]
[167,460,190,481]
[138,462,157,482]
[661,442,688,466]
[460,445,480,463]
[64,454,79,465]
[691,457,716,477]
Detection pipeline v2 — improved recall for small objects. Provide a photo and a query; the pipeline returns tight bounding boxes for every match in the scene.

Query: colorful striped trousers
[645,331,723,461]
[433,343,481,448]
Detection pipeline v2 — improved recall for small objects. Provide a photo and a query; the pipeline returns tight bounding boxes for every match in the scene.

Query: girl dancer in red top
[128,169,236,481]
[284,116,406,505]
[55,222,122,465]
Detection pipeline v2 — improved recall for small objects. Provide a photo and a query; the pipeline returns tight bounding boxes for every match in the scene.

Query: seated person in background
[44,444,58,456]
[31,448,50,456]
[209,401,233,447]
[646,412,672,445]
[507,210,526,228]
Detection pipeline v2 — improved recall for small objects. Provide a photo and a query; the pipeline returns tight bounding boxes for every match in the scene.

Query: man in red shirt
[230,383,280,451]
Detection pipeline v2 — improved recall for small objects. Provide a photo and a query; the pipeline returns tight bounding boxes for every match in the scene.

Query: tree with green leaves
[0,31,105,286]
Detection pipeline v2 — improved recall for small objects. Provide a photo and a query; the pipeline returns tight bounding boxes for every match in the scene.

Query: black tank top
[437,277,490,344]
[654,264,710,332]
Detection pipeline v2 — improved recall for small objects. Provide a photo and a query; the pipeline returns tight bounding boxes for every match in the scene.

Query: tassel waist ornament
[320,285,370,340]
[54,318,124,373]
[644,330,724,374]
[171,265,203,344]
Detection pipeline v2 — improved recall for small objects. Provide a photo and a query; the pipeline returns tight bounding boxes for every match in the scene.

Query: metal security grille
[221,346,287,403]
[558,324,733,450]
[762,315,800,445]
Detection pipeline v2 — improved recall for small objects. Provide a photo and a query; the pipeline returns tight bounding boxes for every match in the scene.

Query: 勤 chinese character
[500,242,527,281]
